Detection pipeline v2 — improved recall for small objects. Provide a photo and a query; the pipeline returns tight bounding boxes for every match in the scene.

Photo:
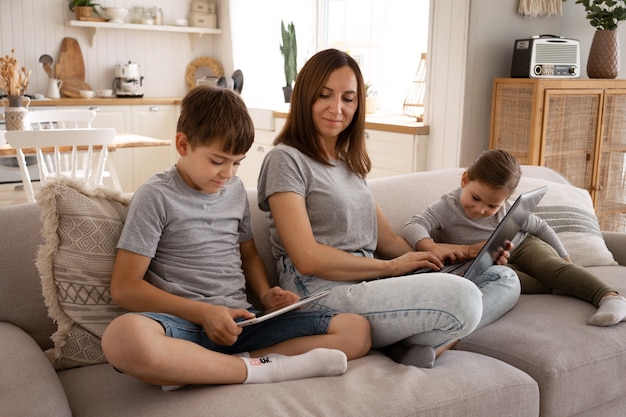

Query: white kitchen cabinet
[131,105,178,188]
[237,128,275,188]
[66,104,177,191]
[365,129,428,178]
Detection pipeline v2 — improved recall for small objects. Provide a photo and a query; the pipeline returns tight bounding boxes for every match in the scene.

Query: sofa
[2,165,626,417]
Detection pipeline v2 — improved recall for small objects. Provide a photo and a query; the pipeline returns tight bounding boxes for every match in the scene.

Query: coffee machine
[112,61,144,98]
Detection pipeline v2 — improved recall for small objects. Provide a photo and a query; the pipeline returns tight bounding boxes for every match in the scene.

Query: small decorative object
[365,82,377,114]
[280,20,297,103]
[1,49,32,131]
[567,0,626,78]
[517,0,563,17]
[67,0,98,20]
[403,53,427,122]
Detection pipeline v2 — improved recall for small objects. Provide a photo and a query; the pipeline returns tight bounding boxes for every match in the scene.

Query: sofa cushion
[36,178,129,370]
[0,322,72,417]
[57,351,538,417]
[515,177,616,267]
[458,264,626,417]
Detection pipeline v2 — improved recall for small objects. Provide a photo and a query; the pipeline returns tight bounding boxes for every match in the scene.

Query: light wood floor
[0,182,37,207]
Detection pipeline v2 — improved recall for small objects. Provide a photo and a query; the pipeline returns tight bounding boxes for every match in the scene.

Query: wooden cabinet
[490,78,626,232]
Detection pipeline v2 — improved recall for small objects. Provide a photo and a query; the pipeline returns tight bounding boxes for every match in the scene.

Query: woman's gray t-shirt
[117,166,253,309]
[257,143,377,260]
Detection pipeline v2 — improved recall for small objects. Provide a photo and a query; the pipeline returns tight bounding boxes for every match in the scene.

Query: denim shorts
[139,308,335,355]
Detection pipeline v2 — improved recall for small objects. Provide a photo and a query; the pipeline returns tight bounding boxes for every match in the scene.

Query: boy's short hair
[177,86,255,155]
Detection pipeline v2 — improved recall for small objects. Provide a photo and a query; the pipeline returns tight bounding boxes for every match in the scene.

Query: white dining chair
[5,109,118,202]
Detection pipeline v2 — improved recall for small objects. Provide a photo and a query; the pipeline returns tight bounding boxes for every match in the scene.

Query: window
[230,0,429,115]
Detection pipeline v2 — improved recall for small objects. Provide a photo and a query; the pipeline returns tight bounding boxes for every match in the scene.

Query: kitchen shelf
[68,20,222,47]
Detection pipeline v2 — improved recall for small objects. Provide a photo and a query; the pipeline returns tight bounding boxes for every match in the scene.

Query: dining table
[0,132,171,156]
[0,132,172,193]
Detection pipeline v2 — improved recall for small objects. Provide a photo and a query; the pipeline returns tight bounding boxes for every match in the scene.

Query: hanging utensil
[38,54,54,79]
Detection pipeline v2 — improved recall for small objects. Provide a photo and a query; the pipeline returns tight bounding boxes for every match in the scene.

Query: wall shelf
[68,20,222,47]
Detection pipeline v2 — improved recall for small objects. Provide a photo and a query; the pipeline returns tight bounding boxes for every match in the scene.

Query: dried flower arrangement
[0,49,31,96]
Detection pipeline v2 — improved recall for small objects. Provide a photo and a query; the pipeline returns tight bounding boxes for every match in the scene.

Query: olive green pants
[508,235,615,307]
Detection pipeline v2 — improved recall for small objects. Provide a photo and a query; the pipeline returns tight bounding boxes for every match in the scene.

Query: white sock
[162,352,252,391]
[242,348,347,384]
[588,295,626,326]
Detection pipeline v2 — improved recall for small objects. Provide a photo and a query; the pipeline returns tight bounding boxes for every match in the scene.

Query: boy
[402,149,626,327]
[101,86,371,390]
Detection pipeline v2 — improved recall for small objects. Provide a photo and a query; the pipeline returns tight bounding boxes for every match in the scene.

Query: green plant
[568,0,626,30]
[68,0,98,12]
[279,21,297,87]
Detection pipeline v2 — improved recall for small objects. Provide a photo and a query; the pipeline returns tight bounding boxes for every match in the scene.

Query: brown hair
[466,150,521,195]
[274,48,371,177]
[177,86,254,155]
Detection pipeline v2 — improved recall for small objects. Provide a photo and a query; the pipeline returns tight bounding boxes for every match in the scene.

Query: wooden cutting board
[60,78,93,98]
[56,37,86,81]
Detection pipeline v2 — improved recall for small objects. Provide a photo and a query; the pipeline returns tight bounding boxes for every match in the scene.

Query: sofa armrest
[0,322,72,417]
[603,232,626,266]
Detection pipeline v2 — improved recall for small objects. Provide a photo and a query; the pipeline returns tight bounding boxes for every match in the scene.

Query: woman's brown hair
[274,48,371,177]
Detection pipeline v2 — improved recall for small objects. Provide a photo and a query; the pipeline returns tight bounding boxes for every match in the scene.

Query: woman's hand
[261,286,300,313]
[386,251,444,277]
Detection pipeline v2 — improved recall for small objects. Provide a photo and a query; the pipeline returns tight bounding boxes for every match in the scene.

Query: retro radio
[511,35,580,78]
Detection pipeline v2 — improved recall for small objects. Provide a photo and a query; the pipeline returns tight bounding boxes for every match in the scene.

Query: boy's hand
[199,304,254,346]
[261,286,300,313]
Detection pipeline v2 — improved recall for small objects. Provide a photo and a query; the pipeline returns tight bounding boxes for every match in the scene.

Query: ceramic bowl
[104,7,128,24]
[79,90,95,99]
[97,89,113,97]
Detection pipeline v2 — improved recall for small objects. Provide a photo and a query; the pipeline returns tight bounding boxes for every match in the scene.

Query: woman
[257,48,520,368]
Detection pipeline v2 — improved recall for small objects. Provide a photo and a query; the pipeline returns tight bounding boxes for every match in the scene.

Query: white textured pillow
[36,178,130,370]
[515,177,617,267]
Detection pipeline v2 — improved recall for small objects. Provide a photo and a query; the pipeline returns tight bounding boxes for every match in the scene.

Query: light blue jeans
[277,253,520,349]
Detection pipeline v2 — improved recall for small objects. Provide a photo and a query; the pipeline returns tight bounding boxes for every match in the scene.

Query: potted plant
[68,0,98,20]
[0,49,32,130]
[568,0,626,78]
[279,20,297,103]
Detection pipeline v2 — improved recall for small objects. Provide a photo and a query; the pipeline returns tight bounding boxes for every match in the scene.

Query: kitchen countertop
[26,98,429,135]
[27,97,183,106]
[273,109,429,135]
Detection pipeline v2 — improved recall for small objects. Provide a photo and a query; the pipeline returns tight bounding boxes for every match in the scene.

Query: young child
[402,149,626,327]
[101,86,371,391]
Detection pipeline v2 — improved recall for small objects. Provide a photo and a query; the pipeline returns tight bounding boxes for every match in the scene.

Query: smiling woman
[229,0,429,114]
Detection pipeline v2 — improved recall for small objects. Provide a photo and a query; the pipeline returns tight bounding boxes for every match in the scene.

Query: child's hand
[430,244,467,263]
[200,304,254,346]
[494,240,513,265]
[261,286,300,313]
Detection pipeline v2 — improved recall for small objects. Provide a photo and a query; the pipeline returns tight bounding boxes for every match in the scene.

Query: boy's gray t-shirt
[117,166,253,309]
[257,143,377,260]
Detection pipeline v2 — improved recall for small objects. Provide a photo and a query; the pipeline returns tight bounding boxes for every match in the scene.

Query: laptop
[237,289,331,327]
[413,186,548,280]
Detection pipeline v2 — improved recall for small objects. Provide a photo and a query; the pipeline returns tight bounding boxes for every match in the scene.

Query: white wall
[461,0,626,166]
[0,0,230,98]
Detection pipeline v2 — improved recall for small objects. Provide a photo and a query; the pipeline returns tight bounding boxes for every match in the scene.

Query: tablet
[237,289,331,327]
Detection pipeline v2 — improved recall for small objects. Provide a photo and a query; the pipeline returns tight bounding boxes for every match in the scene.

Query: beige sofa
[2,165,625,417]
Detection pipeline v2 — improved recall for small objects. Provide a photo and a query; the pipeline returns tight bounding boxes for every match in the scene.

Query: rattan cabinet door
[490,81,537,164]
[540,89,602,192]
[596,90,626,232]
